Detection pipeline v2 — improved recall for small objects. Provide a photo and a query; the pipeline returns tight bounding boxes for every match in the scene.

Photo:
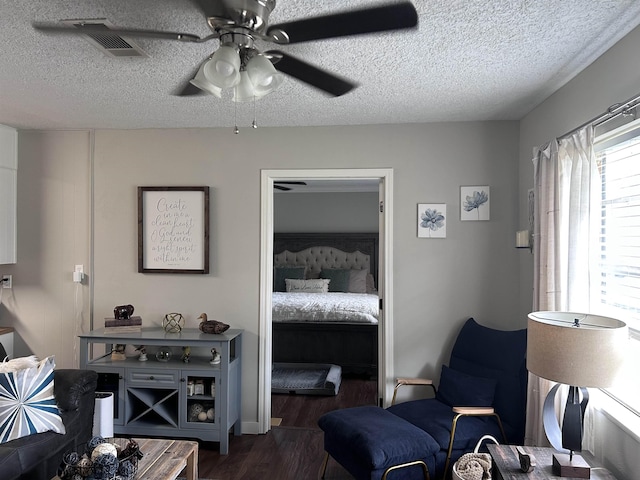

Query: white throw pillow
[285,278,330,293]
[0,355,39,373]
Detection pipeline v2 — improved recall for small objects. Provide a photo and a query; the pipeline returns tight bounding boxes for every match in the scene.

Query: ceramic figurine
[181,346,191,363]
[114,304,134,320]
[136,345,147,362]
[210,348,221,365]
[111,344,126,361]
[198,313,230,334]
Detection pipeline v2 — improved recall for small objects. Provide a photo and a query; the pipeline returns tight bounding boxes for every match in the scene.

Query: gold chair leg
[444,412,508,477]
[382,460,430,480]
[319,452,330,479]
[443,415,460,476]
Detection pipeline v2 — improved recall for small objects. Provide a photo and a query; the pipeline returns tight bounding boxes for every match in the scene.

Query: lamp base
[552,453,590,478]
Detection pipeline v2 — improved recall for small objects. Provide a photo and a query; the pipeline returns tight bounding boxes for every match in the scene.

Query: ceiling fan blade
[32,22,216,43]
[266,2,418,44]
[267,51,357,97]
[192,0,222,18]
[275,181,307,186]
[274,185,291,191]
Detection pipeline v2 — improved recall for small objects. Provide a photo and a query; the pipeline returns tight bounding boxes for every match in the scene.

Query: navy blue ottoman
[318,406,439,480]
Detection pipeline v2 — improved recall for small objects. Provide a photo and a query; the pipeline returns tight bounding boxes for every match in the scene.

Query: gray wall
[3,120,522,434]
[274,192,379,233]
[518,24,640,480]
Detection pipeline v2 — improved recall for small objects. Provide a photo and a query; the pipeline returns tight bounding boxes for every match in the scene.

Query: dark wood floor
[195,376,377,480]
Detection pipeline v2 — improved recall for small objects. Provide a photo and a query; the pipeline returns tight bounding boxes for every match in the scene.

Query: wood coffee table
[112,437,198,480]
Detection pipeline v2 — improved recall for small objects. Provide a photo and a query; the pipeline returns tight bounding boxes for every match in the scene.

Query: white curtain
[524,125,598,447]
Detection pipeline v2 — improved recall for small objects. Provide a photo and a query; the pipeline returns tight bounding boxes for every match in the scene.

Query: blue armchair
[318,318,528,479]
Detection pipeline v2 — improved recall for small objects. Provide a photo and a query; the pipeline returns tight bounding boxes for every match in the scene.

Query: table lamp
[527,311,628,478]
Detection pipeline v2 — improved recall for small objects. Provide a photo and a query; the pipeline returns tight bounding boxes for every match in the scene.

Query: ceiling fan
[274,181,306,191]
[32,0,418,100]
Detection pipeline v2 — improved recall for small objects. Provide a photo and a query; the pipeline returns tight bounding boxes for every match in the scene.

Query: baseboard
[241,420,261,435]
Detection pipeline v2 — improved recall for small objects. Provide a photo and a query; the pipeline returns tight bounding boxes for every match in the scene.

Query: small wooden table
[488,445,617,480]
[113,437,198,480]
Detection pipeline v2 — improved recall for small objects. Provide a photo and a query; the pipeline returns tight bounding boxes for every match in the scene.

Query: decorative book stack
[104,316,142,333]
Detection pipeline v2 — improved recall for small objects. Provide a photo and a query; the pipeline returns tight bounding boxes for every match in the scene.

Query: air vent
[61,19,148,58]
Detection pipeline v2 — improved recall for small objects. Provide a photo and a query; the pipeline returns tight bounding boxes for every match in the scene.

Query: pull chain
[233,99,239,134]
[252,95,258,129]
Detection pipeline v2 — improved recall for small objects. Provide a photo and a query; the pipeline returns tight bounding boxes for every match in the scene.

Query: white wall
[518,24,640,480]
[274,191,379,233]
[0,130,91,365]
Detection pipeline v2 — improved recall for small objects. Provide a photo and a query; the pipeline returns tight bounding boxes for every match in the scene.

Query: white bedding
[272,292,379,324]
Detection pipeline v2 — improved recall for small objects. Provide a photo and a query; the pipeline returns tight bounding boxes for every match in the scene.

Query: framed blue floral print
[460,185,490,221]
[418,203,446,238]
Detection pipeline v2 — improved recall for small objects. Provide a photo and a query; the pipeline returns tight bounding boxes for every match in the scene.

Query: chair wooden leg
[319,452,330,479]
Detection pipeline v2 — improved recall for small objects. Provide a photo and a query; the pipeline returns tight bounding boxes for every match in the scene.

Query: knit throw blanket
[454,452,492,480]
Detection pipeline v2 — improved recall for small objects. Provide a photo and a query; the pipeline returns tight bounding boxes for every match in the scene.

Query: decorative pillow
[274,266,306,292]
[285,278,330,293]
[436,365,497,407]
[0,355,39,373]
[0,356,65,443]
[366,273,377,293]
[320,269,351,292]
[348,269,368,293]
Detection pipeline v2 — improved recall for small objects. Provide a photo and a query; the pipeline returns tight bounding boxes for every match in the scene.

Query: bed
[272,233,379,377]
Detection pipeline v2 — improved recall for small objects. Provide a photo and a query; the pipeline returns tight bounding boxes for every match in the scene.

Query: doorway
[258,168,394,433]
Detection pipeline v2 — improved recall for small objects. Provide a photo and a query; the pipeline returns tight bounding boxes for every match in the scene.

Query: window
[593,119,640,415]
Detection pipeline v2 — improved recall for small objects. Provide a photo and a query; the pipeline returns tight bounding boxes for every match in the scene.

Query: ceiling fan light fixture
[204,45,241,88]
[190,62,223,98]
[233,71,264,102]
[246,54,283,96]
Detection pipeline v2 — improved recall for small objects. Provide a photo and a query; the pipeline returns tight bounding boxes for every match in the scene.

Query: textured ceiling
[2,0,640,131]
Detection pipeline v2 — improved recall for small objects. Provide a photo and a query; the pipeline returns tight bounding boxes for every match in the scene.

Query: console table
[488,445,617,480]
[78,328,242,454]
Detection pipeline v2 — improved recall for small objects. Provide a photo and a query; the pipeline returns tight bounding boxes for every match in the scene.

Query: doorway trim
[258,168,394,433]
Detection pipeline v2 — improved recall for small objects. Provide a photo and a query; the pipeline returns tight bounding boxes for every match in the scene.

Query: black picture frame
[138,186,209,274]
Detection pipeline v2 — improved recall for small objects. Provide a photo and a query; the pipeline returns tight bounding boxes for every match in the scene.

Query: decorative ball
[118,459,137,478]
[188,403,204,421]
[92,453,118,479]
[197,411,208,422]
[155,346,172,362]
[63,451,80,466]
[163,312,185,333]
[76,456,92,476]
[207,408,214,420]
[91,442,118,460]
[88,435,106,452]
[57,464,75,480]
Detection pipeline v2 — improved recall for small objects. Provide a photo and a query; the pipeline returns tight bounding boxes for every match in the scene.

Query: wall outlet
[1,275,12,289]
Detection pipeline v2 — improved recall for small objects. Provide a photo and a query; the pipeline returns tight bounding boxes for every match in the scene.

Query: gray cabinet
[79,328,242,454]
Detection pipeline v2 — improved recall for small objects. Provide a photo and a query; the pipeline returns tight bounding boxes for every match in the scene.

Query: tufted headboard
[274,233,378,284]
[274,246,370,279]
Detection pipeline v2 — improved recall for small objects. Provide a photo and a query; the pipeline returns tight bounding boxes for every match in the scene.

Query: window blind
[594,119,640,415]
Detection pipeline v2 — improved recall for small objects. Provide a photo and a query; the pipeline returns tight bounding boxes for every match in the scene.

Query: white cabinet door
[0,124,17,265]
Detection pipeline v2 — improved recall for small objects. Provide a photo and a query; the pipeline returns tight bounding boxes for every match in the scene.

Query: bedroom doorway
[258,169,394,434]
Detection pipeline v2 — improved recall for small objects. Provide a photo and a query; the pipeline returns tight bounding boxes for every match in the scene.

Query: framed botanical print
[461,185,490,221]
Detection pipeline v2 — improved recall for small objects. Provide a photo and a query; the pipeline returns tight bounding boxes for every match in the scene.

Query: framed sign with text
[138,186,209,274]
